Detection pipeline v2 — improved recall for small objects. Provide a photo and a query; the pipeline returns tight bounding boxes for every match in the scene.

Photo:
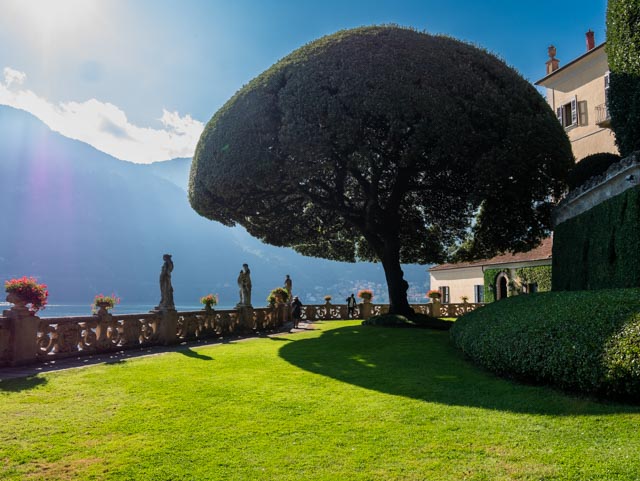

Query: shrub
[267,287,290,306]
[450,289,640,401]
[567,152,622,190]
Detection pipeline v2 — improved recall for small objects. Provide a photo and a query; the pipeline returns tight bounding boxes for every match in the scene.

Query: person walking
[346,293,357,318]
[291,296,303,329]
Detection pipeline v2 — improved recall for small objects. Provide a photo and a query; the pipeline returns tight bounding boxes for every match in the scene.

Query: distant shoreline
[22,304,236,318]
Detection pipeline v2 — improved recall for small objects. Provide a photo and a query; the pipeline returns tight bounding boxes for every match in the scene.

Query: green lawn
[1,320,640,480]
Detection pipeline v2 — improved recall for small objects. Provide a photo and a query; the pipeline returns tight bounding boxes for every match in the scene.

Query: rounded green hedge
[450,289,640,401]
[567,152,621,190]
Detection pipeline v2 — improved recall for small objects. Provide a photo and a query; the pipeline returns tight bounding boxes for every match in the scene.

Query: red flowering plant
[426,289,441,300]
[4,276,49,313]
[200,294,219,308]
[357,289,373,301]
[92,293,120,313]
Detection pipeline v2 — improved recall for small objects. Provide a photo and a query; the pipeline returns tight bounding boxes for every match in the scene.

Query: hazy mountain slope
[0,106,429,307]
[144,157,192,191]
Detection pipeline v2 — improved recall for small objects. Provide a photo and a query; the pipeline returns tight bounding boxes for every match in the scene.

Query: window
[556,96,578,128]
[439,286,450,304]
[474,285,484,303]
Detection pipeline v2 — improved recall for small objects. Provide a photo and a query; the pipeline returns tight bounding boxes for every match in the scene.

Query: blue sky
[0,0,608,163]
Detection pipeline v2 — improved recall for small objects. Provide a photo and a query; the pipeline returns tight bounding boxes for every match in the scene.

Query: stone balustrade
[0,301,483,367]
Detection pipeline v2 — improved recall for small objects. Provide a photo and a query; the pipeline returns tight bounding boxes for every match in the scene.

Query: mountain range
[0,105,429,309]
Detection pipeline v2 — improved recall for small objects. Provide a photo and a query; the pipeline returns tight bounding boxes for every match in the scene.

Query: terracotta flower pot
[94,301,113,316]
[6,291,27,308]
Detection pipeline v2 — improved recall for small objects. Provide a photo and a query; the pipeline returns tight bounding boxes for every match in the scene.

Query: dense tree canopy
[189,26,573,314]
[606,0,640,156]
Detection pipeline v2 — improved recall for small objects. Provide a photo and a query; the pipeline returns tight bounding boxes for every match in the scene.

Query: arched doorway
[496,272,509,300]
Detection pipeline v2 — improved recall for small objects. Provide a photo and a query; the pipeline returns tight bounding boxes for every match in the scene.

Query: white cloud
[0,67,204,164]
[3,67,26,88]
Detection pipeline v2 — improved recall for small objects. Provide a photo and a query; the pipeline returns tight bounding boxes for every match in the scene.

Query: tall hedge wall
[553,186,640,290]
[606,0,640,156]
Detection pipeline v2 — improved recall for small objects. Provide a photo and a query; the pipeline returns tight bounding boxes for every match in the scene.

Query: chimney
[546,45,559,75]
[586,30,595,51]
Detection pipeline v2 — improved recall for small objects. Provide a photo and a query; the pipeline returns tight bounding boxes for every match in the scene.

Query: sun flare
[6,0,102,39]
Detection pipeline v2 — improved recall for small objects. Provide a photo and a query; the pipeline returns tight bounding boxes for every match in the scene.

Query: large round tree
[189,26,573,315]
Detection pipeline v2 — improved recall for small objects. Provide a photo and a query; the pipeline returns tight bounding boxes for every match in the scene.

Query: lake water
[0,303,237,318]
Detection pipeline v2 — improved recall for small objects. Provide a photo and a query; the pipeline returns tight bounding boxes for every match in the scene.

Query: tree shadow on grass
[0,375,47,392]
[278,325,640,415]
[177,348,214,361]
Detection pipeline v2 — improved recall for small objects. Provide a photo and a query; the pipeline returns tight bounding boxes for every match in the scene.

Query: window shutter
[578,100,588,126]
[556,106,563,125]
[571,96,578,126]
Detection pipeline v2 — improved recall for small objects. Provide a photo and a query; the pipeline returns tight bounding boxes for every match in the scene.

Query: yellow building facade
[535,35,618,161]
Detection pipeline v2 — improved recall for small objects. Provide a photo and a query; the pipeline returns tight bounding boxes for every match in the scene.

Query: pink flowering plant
[92,293,120,313]
[357,289,373,301]
[200,294,219,308]
[427,289,441,300]
[4,276,49,313]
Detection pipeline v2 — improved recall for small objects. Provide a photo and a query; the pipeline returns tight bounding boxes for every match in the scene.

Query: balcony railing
[595,103,611,127]
[0,302,484,367]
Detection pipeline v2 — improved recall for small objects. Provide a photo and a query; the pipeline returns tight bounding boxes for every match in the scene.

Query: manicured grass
[1,320,640,480]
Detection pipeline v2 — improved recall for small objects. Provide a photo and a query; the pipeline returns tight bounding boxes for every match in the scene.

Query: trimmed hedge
[450,289,640,401]
[553,186,640,290]
[567,152,621,190]
[606,0,640,156]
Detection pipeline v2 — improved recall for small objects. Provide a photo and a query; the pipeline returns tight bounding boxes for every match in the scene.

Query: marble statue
[237,263,252,307]
[155,254,175,310]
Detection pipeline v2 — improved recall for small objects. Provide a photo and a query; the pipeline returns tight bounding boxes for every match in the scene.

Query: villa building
[535,31,618,161]
[429,237,553,304]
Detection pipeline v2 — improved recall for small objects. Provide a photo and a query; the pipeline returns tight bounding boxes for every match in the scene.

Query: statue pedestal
[360,302,373,320]
[430,300,442,317]
[6,307,40,366]
[154,309,178,345]
[236,306,255,333]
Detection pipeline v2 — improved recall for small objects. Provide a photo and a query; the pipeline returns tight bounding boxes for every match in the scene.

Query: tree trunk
[380,240,414,316]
